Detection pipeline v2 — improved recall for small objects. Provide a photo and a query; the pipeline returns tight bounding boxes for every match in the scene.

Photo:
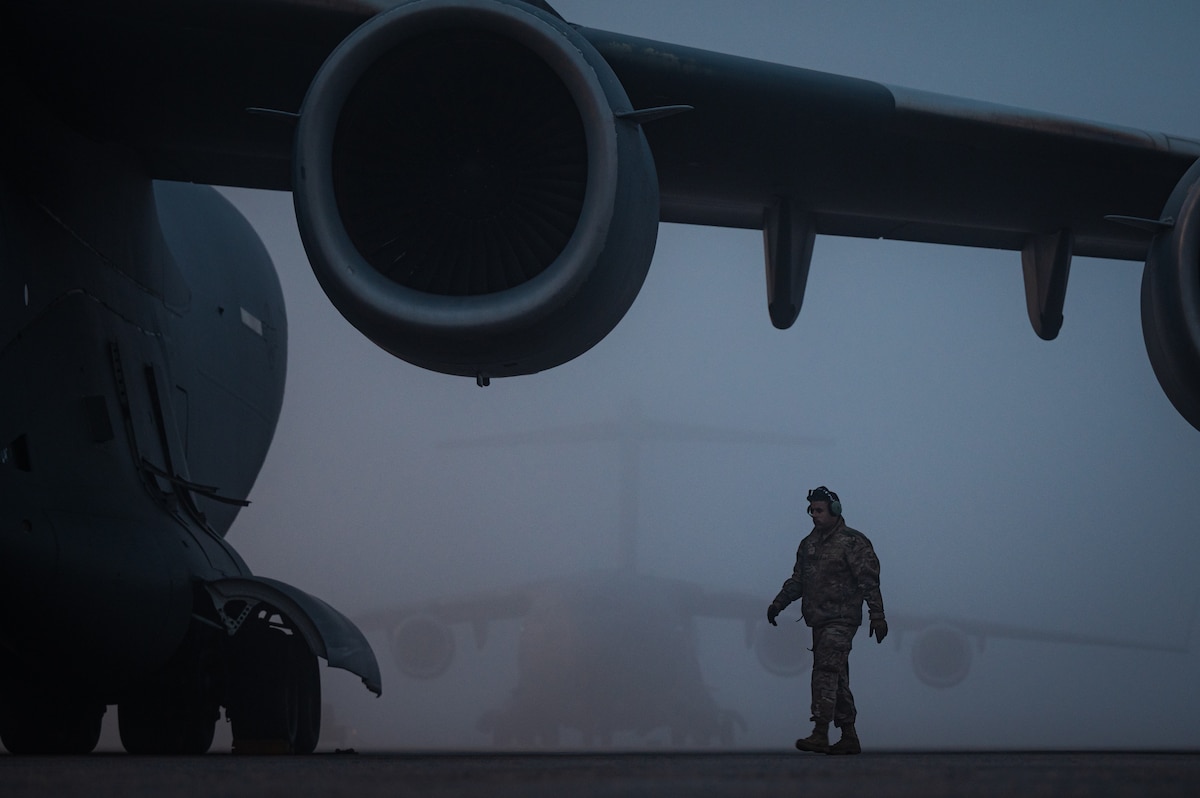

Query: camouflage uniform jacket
[772,517,885,628]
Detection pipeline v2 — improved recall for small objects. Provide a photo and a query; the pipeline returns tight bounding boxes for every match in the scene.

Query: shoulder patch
[840,526,871,544]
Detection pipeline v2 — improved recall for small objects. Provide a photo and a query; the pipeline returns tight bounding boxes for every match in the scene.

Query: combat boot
[794,722,829,753]
[827,723,861,755]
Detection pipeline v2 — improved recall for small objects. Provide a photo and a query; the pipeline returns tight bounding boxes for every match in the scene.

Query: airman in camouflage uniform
[767,486,887,755]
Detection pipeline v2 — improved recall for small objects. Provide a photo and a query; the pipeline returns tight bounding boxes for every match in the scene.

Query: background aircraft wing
[761,606,1190,687]
[358,575,766,640]
[355,583,546,679]
[357,585,538,635]
[888,611,1189,653]
[883,609,1190,687]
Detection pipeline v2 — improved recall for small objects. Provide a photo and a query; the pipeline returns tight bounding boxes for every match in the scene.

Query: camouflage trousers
[810,622,857,727]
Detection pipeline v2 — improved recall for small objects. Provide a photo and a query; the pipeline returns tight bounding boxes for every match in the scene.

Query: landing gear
[1,602,332,755]
[226,607,321,754]
[478,704,561,748]
[117,630,220,754]
[118,695,216,755]
[0,685,105,754]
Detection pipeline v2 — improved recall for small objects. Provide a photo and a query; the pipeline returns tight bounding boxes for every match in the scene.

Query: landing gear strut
[226,607,321,754]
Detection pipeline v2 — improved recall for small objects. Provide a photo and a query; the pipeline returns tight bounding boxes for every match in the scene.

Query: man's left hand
[869,618,888,643]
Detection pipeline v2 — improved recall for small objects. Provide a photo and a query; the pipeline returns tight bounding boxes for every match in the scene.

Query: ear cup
[807,486,842,516]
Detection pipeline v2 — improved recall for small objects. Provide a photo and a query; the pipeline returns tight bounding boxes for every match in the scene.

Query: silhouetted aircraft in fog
[357,409,1184,746]
[361,570,757,746]
[358,407,824,746]
[4,0,1199,754]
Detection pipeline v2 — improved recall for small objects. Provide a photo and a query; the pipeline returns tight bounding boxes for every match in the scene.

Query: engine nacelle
[390,615,456,679]
[294,0,660,382]
[910,626,973,688]
[1142,158,1200,432]
[752,623,810,677]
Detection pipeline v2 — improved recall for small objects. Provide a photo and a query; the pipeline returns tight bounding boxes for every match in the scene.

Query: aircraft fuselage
[0,160,286,694]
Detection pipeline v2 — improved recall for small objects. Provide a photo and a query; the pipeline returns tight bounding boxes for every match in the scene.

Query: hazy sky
[201,1,1200,751]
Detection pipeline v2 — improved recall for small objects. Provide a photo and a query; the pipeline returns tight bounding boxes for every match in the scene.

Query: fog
[205,1,1198,750]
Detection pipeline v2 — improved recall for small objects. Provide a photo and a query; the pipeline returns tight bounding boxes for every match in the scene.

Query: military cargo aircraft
[3,0,1198,754]
[355,411,1184,747]
[361,576,1186,747]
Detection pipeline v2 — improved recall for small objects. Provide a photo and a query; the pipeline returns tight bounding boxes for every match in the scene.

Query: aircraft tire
[118,694,216,755]
[0,686,104,754]
[291,647,321,755]
[117,639,220,755]
[227,610,321,754]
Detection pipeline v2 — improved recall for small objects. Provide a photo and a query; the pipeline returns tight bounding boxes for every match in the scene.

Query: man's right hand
[767,604,780,626]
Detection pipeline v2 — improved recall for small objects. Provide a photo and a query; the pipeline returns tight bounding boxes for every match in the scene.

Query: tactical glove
[869,618,888,643]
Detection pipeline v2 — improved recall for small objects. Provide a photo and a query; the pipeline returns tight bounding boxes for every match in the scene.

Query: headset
[807,486,842,516]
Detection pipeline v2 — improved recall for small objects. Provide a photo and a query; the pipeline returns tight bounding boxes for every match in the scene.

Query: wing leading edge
[583,28,1200,261]
[7,0,1200,427]
[9,2,1197,260]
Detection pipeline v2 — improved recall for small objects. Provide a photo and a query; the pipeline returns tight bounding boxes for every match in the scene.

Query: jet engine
[293,0,660,383]
[910,626,973,688]
[390,615,456,679]
[1142,158,1200,432]
[753,623,810,677]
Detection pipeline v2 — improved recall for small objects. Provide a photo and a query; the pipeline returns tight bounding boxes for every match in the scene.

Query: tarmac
[3,750,1200,798]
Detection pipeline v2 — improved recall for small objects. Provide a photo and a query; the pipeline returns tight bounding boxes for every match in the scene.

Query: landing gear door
[206,575,382,696]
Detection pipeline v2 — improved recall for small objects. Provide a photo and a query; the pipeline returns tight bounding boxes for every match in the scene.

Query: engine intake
[1142,158,1200,432]
[294,0,660,381]
[390,615,456,679]
[910,626,973,688]
[753,622,810,677]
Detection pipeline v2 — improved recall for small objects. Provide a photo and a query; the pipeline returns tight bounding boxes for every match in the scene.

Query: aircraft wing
[356,573,764,635]
[2,0,381,190]
[762,606,1188,686]
[588,29,1200,261]
[883,610,1189,687]
[765,604,1187,653]
[354,582,542,679]
[9,0,1200,425]
[356,585,536,636]
[10,0,1196,256]
[357,572,779,678]
[886,611,1188,653]
[361,575,1188,688]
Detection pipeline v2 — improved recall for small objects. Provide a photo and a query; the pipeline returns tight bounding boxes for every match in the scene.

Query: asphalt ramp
[3,751,1199,797]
